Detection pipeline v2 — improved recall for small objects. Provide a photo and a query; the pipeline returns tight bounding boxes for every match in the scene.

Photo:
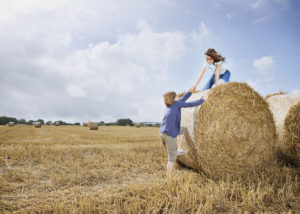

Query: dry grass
[0,126,299,213]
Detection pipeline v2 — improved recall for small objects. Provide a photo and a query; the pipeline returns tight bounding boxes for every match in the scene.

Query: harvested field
[0,126,299,213]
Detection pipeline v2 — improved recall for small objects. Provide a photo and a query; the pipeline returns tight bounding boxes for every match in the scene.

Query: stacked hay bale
[88,122,98,130]
[177,82,277,180]
[265,93,300,165]
[82,122,88,127]
[8,122,15,127]
[33,122,41,128]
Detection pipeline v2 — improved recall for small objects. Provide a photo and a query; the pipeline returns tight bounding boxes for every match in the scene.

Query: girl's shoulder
[214,61,223,65]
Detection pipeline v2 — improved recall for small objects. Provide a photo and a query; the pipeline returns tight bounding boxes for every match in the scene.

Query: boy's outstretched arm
[178,91,192,102]
[178,97,205,108]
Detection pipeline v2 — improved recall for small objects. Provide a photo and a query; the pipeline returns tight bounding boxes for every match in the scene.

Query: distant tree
[17,118,27,124]
[99,121,105,126]
[116,118,133,126]
[105,122,117,126]
[0,116,17,125]
[37,119,45,125]
[46,121,53,125]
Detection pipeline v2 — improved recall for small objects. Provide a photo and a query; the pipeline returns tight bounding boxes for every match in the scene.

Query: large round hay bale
[135,123,141,128]
[177,82,277,179]
[82,122,88,127]
[265,93,300,164]
[285,101,300,161]
[88,122,98,130]
[8,122,15,127]
[33,122,41,128]
[54,121,60,126]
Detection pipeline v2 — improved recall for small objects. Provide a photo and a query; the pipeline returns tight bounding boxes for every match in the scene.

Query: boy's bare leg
[167,161,174,178]
[177,134,184,150]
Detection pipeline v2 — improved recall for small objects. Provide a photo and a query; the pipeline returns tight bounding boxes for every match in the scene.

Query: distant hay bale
[54,121,60,126]
[82,122,88,127]
[265,93,300,164]
[135,123,141,128]
[177,82,277,179]
[88,122,98,130]
[8,122,15,127]
[33,122,41,128]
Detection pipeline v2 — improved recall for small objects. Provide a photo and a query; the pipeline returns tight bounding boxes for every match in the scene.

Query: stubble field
[0,125,299,213]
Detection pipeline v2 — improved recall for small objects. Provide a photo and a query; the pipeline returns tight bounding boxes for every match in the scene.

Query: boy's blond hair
[163,91,177,107]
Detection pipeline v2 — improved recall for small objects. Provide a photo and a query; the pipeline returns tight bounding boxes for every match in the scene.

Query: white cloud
[130,96,165,122]
[67,85,87,98]
[0,14,187,122]
[251,0,266,9]
[253,16,268,24]
[191,22,212,44]
[253,56,275,76]
[0,0,69,22]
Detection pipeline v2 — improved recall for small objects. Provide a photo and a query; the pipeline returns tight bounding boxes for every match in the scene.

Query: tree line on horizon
[0,116,160,127]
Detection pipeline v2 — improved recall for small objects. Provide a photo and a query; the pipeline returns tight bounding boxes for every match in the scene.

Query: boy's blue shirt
[160,92,204,138]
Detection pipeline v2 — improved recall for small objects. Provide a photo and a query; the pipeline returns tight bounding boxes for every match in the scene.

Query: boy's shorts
[159,127,187,162]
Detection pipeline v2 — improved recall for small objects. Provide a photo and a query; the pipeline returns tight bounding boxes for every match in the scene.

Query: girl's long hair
[205,48,225,62]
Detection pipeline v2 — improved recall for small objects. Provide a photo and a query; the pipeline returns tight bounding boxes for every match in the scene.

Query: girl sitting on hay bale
[160,89,206,177]
[190,48,231,91]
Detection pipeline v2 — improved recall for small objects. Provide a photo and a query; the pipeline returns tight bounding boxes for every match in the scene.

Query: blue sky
[0,0,299,123]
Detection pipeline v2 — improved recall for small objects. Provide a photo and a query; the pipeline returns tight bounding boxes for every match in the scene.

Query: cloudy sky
[0,0,299,123]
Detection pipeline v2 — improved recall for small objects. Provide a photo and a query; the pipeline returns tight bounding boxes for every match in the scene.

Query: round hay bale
[8,122,15,127]
[33,122,41,128]
[266,93,300,164]
[285,101,300,160]
[88,122,98,130]
[135,123,141,128]
[177,82,277,180]
[82,122,88,127]
[54,121,60,126]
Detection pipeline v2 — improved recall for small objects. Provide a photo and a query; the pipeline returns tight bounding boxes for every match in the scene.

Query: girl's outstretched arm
[190,67,206,92]
[215,63,222,86]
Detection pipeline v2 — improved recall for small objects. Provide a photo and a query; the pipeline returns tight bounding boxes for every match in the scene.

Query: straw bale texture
[265,92,287,100]
[33,122,41,128]
[265,93,300,145]
[177,82,277,179]
[266,93,300,163]
[285,101,300,160]
[88,122,99,130]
